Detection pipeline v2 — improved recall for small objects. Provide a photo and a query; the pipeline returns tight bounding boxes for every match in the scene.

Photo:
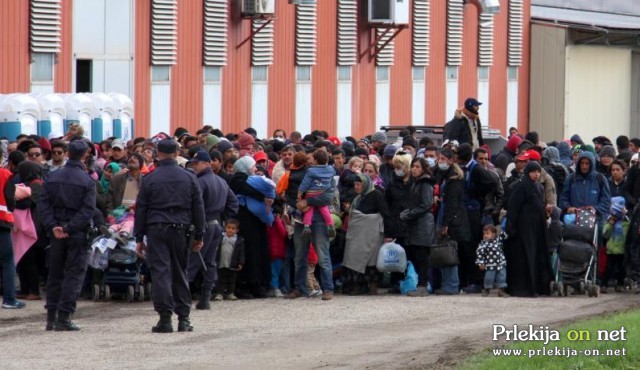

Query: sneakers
[327,226,336,239]
[321,291,333,301]
[2,300,26,309]
[433,289,458,296]
[273,289,284,298]
[302,226,312,237]
[309,289,323,298]
[463,284,483,294]
[284,290,304,299]
[225,294,238,301]
[407,286,427,297]
[213,294,224,301]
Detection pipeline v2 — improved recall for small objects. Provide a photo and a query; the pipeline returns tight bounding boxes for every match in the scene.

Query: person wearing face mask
[443,98,484,150]
[383,152,414,293]
[434,148,469,295]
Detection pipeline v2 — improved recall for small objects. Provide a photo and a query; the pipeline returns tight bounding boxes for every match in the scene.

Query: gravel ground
[1,292,638,369]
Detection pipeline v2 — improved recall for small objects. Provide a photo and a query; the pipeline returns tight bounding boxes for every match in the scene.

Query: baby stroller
[99,239,149,302]
[551,208,600,297]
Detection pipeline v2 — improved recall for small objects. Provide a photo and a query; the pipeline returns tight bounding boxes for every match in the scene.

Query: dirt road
[1,293,638,369]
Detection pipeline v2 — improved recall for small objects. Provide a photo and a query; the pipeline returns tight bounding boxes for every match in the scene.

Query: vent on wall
[508,0,523,66]
[376,29,395,66]
[478,13,494,66]
[446,0,463,66]
[30,0,62,54]
[203,0,228,66]
[337,0,357,66]
[295,3,317,66]
[252,19,274,66]
[151,0,178,66]
[412,0,430,66]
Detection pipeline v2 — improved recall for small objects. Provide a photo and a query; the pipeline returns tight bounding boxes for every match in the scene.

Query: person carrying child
[602,197,629,293]
[297,150,336,238]
[215,219,245,301]
[476,224,509,297]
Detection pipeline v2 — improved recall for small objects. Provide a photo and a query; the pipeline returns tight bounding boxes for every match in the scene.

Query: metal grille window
[338,66,351,81]
[507,66,518,81]
[478,14,494,66]
[413,67,425,81]
[151,0,178,65]
[252,66,268,82]
[151,66,171,82]
[252,19,274,66]
[412,0,430,66]
[376,29,394,66]
[446,0,463,66]
[508,0,523,66]
[297,66,312,81]
[30,0,62,54]
[337,0,357,66]
[446,66,458,81]
[295,3,317,66]
[203,0,228,66]
[31,53,54,82]
[376,66,389,81]
[478,66,489,81]
[204,66,222,82]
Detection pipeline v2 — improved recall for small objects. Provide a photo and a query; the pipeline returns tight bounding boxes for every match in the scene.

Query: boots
[195,288,211,310]
[46,309,57,331]
[54,311,80,331]
[152,311,173,333]
[482,289,491,297]
[178,316,193,332]
[498,288,510,298]
[368,281,378,295]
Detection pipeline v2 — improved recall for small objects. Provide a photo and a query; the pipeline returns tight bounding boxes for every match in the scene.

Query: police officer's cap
[68,140,88,157]
[187,150,211,163]
[157,139,179,154]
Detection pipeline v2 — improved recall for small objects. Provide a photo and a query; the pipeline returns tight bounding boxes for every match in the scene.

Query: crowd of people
[2,97,640,332]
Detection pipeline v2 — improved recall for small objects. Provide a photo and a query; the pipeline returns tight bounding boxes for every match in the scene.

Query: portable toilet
[0,94,40,141]
[64,93,94,140]
[89,93,116,142]
[109,93,134,141]
[34,93,66,139]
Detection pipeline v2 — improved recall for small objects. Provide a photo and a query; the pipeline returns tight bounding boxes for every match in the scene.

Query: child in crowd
[307,245,322,297]
[297,150,336,238]
[215,219,245,301]
[547,206,563,277]
[338,157,364,207]
[476,224,509,297]
[267,207,288,298]
[602,197,629,293]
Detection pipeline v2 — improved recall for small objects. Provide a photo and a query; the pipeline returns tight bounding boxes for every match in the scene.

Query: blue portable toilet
[33,93,66,139]
[0,94,40,141]
[63,94,94,140]
[109,93,134,141]
[89,93,116,142]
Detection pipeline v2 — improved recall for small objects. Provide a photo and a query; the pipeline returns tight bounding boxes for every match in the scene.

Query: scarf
[100,162,121,193]
[350,174,374,216]
[461,108,479,149]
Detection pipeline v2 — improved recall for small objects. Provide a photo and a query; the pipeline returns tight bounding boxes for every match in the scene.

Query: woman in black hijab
[504,161,552,297]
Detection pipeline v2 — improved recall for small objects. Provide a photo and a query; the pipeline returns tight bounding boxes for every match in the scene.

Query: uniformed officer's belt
[149,223,190,230]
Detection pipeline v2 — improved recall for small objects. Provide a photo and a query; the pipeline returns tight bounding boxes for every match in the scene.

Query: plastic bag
[88,248,110,270]
[400,261,418,294]
[376,241,407,273]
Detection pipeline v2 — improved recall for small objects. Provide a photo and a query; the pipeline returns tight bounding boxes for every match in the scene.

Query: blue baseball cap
[464,98,482,110]
[187,150,212,163]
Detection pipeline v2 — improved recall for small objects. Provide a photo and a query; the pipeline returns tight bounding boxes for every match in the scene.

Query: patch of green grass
[459,310,640,370]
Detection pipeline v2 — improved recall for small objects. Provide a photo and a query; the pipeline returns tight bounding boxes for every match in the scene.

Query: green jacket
[603,220,629,255]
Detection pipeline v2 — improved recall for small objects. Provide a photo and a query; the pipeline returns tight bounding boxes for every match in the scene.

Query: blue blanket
[237,175,276,226]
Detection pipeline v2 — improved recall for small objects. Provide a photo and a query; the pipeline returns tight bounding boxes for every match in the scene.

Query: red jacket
[0,168,15,228]
[267,216,287,260]
[308,244,318,265]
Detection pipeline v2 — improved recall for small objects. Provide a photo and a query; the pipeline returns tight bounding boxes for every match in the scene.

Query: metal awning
[532,5,640,30]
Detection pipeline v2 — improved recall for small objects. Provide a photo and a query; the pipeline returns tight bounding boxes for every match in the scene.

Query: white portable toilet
[0,94,40,140]
[64,94,95,140]
[109,93,134,141]
[33,93,66,139]
[89,93,116,142]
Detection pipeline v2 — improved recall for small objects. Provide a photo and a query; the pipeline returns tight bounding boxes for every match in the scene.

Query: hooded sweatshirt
[559,151,611,217]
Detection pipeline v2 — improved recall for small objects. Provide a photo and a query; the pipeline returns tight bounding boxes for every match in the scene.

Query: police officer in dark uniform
[186,151,239,310]
[39,140,96,331]
[134,139,205,333]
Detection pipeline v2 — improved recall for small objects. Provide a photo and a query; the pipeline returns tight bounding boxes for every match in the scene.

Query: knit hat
[217,139,234,154]
[505,134,523,153]
[354,148,369,158]
[237,131,255,149]
[271,140,285,153]
[610,196,626,218]
[383,144,398,158]
[523,160,542,175]
[205,134,220,151]
[570,134,583,145]
[402,137,418,149]
[543,146,560,163]
[38,137,52,153]
[371,131,387,144]
[599,145,616,159]
[233,156,256,175]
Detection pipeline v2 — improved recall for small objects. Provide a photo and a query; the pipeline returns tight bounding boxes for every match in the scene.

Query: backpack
[544,163,570,198]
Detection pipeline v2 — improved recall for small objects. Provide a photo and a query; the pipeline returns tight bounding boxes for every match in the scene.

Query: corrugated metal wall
[458,3,479,110]
[426,0,447,125]
[0,0,30,93]
[269,0,296,137]
[390,25,413,126]
[489,0,508,133]
[312,0,338,135]
[518,0,532,134]
[54,0,72,92]
[134,0,151,137]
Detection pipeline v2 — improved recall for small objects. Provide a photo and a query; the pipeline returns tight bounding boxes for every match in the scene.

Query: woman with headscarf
[13,161,46,300]
[557,141,574,168]
[504,161,552,297]
[229,156,274,298]
[342,174,390,295]
[99,162,121,194]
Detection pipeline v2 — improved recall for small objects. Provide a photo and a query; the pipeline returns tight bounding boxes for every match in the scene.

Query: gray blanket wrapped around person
[343,212,385,274]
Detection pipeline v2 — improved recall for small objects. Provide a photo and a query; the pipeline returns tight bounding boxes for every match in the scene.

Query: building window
[446,66,458,80]
[376,66,389,81]
[413,67,425,81]
[252,66,268,82]
[204,66,222,83]
[296,66,311,82]
[478,66,489,81]
[338,66,351,81]
[31,53,54,82]
[507,66,518,81]
[151,66,171,82]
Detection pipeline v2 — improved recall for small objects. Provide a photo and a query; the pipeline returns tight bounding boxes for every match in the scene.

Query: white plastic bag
[376,241,407,273]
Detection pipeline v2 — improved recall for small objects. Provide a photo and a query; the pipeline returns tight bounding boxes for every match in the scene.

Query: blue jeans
[0,229,17,303]
[440,266,459,294]
[270,259,283,290]
[293,222,334,295]
[483,268,507,289]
